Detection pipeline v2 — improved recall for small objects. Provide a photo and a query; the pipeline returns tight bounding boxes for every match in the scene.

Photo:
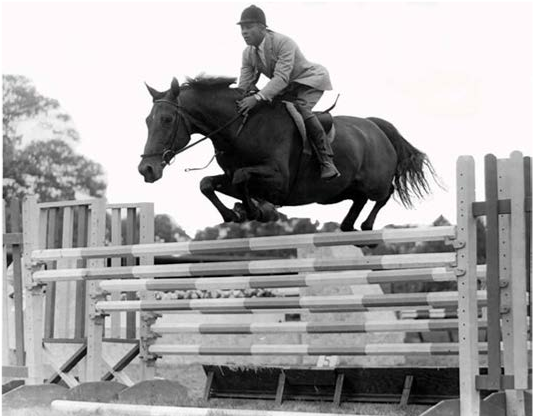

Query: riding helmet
[237,5,267,26]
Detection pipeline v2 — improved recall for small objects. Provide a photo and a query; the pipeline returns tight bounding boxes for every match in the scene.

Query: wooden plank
[203,371,214,401]
[138,203,156,380]
[2,365,29,378]
[45,343,87,384]
[509,151,529,389]
[44,208,58,339]
[22,196,45,385]
[37,199,96,208]
[125,208,137,340]
[399,375,414,406]
[86,199,107,382]
[333,373,344,406]
[97,291,487,313]
[33,252,457,281]
[74,206,88,339]
[110,207,123,338]
[31,226,458,261]
[101,342,140,382]
[149,342,491,356]
[484,154,502,389]
[472,197,532,216]
[56,206,75,338]
[8,200,25,366]
[275,371,286,405]
[456,155,480,416]
[3,232,23,245]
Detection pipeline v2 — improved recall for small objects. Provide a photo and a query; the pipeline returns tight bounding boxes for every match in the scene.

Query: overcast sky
[2,1,532,236]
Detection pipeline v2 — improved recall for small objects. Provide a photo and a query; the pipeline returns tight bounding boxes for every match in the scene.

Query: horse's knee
[200,177,214,195]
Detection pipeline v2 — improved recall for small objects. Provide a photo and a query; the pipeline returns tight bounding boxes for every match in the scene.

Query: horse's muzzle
[138,161,162,183]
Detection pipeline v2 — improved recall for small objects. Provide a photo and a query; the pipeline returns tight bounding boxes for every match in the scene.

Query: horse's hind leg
[361,186,394,231]
[340,194,368,232]
[200,174,246,223]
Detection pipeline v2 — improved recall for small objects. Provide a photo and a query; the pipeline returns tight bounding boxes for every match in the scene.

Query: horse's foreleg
[361,186,394,231]
[200,175,245,223]
[340,195,368,232]
[233,165,284,222]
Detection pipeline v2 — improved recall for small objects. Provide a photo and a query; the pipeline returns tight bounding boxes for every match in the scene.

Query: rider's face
[240,23,265,47]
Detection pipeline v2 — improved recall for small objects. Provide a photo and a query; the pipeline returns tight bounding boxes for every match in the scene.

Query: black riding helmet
[237,5,267,26]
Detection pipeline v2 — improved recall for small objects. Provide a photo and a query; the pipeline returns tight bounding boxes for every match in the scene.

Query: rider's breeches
[286,84,324,120]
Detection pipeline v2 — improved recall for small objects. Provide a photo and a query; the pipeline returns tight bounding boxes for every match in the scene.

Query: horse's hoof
[257,202,279,222]
[232,203,248,223]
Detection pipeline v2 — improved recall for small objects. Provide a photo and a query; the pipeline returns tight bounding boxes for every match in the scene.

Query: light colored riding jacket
[238,30,332,101]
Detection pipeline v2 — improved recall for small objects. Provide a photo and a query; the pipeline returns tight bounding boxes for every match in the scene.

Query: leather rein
[140,98,242,167]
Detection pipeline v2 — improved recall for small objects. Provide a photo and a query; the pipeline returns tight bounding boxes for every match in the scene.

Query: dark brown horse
[139,76,437,232]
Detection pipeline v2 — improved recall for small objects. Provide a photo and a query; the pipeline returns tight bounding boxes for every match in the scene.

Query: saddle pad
[283,101,335,156]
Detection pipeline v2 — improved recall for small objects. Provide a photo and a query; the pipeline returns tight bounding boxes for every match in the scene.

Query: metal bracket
[454,268,466,277]
[445,236,465,249]
[499,280,509,288]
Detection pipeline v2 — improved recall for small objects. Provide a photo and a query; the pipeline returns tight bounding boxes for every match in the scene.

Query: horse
[138,76,438,232]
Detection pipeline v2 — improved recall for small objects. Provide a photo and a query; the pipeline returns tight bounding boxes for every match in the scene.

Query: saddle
[283,101,335,155]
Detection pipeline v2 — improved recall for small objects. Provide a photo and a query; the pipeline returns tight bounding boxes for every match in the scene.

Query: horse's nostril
[139,164,152,176]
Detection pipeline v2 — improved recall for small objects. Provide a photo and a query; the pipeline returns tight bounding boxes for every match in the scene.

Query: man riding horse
[235,5,341,181]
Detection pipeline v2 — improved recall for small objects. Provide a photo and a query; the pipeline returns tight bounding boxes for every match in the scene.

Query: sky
[2,1,533,237]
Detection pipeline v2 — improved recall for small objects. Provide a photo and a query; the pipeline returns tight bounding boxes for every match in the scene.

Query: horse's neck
[185,93,237,135]
[184,91,240,145]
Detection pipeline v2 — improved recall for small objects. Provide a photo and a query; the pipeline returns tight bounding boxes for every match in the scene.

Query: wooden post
[138,203,156,380]
[109,208,122,338]
[456,155,480,416]
[21,195,45,384]
[85,199,107,381]
[484,154,502,389]
[508,151,528,390]
[125,208,137,339]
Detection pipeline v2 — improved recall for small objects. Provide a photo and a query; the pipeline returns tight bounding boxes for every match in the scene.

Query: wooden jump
[11,152,530,416]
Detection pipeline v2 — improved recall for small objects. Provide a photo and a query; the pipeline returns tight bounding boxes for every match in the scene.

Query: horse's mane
[183,74,237,90]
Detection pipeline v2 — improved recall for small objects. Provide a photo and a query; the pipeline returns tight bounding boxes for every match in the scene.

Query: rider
[236,5,341,180]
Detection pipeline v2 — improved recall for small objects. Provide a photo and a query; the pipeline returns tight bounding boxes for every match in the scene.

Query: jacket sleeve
[259,36,297,101]
[237,48,258,92]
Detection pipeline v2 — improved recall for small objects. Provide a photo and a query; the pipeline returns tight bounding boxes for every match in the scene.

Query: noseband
[140,98,242,167]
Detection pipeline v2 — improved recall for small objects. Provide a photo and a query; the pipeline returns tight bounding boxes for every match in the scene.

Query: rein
[140,98,242,166]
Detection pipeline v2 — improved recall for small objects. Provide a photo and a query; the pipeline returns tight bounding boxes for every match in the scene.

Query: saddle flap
[283,101,335,155]
[316,112,333,133]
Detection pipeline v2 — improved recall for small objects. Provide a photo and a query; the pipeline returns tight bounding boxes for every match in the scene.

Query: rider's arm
[237,48,259,92]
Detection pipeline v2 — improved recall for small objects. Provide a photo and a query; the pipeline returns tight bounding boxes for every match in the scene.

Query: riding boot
[304,115,341,180]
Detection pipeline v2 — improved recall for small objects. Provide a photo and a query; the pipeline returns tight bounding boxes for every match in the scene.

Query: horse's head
[138,78,191,183]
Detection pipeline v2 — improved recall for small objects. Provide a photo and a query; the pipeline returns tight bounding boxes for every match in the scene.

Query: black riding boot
[304,116,341,180]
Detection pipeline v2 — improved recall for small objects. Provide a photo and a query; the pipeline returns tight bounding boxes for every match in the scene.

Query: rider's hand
[237,96,258,115]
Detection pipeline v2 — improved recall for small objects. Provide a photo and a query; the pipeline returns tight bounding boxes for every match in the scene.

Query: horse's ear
[145,82,164,101]
[170,77,180,99]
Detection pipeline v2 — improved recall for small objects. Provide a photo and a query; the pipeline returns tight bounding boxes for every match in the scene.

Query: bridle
[140,98,241,167]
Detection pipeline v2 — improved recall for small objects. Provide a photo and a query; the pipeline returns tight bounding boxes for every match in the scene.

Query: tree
[154,214,190,242]
[3,74,106,201]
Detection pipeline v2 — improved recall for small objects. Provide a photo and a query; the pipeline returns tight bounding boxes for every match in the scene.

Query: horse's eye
[161,116,173,124]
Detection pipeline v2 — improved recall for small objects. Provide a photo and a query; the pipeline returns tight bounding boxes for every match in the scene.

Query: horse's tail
[368,117,440,209]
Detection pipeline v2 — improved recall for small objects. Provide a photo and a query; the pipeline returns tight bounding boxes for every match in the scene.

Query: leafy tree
[3,74,106,201]
[154,214,190,242]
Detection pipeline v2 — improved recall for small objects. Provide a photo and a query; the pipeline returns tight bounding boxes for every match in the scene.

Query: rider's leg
[293,86,340,180]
